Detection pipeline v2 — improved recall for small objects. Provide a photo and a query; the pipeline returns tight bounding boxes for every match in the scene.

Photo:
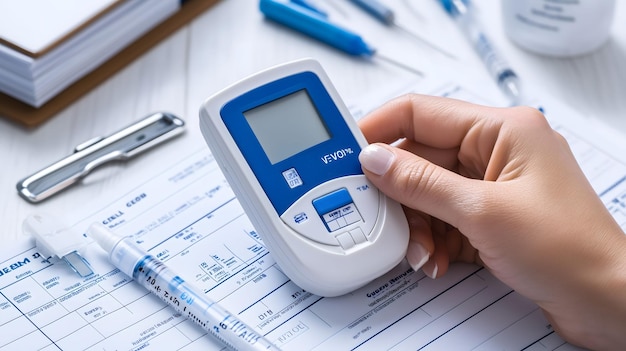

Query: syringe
[260,0,424,77]
[439,0,523,104]
[88,223,281,351]
[347,0,457,60]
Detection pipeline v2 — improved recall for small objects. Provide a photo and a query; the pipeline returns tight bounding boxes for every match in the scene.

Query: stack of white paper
[0,0,180,107]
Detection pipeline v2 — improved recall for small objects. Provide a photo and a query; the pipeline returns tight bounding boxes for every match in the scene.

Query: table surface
[1,0,625,241]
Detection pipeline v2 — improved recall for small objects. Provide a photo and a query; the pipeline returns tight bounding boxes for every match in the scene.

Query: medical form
[2,74,625,350]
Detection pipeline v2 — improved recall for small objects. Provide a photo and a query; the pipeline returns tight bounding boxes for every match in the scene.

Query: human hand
[357,94,626,350]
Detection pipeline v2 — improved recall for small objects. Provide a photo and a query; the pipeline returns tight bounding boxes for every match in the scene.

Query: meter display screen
[244,89,331,164]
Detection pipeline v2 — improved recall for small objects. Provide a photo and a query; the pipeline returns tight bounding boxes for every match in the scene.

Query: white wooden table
[1,0,625,240]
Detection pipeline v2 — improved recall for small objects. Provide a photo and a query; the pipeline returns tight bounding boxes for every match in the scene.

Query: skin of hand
[357,94,626,350]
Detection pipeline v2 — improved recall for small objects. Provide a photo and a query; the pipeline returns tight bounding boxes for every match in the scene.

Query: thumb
[359,143,484,227]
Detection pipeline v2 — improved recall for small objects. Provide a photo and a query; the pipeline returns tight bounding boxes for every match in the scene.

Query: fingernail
[406,242,430,271]
[359,144,395,176]
[423,262,438,279]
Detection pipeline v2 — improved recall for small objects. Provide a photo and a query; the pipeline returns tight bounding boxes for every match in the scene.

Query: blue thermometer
[199,59,409,297]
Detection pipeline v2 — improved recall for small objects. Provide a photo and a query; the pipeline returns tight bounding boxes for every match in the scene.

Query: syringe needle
[374,52,424,77]
[393,23,458,60]
[349,0,457,60]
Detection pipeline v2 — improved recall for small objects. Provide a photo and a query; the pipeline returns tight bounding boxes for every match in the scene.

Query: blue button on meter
[199,58,409,297]
[312,188,352,214]
[312,188,362,232]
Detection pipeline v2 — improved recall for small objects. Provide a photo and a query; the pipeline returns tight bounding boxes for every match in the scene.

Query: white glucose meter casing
[199,59,409,297]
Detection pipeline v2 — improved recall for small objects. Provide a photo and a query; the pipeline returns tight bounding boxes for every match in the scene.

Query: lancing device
[199,59,409,297]
[16,112,185,203]
[88,223,281,351]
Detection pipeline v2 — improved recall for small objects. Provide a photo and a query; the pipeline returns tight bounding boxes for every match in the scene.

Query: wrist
[556,229,626,349]
[594,235,626,348]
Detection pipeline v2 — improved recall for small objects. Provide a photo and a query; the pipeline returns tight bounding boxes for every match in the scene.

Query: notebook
[0,0,220,127]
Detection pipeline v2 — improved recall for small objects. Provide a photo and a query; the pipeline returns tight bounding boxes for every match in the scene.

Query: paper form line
[599,176,626,198]
[417,290,516,350]
[352,266,483,350]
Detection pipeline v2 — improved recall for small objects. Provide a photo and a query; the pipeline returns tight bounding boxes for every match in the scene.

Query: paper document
[0,0,121,56]
[2,75,623,350]
[0,0,179,107]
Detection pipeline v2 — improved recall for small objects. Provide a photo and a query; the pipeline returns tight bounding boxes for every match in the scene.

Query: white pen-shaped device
[440,0,523,104]
[87,223,281,351]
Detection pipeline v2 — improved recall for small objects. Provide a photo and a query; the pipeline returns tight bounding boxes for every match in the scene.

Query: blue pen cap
[260,0,375,57]
[439,0,469,15]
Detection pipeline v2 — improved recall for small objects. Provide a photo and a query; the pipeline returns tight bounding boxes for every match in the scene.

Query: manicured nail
[359,144,395,176]
[423,262,439,279]
[406,242,430,271]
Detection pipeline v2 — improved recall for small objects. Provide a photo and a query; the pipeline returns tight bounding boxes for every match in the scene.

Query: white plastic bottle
[502,0,616,57]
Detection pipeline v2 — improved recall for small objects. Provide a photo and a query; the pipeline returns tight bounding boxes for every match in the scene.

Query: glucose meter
[199,59,409,297]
